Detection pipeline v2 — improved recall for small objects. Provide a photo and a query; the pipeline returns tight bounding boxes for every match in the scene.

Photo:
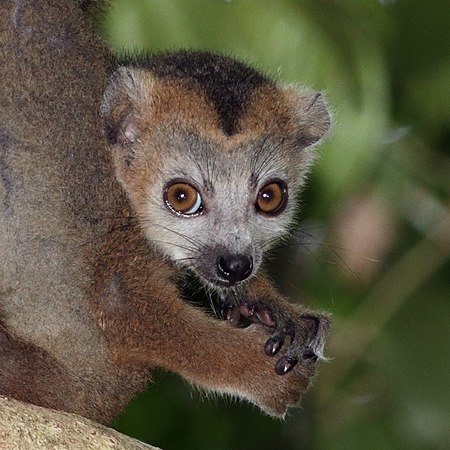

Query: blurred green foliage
[99,1,450,449]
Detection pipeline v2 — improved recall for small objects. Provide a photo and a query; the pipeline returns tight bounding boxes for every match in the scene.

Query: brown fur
[0,0,331,425]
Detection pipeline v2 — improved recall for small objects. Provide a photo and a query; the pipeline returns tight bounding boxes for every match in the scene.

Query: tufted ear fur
[287,87,332,149]
[100,67,152,165]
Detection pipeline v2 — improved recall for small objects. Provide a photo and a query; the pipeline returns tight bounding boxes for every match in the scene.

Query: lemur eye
[165,182,203,216]
[256,180,288,215]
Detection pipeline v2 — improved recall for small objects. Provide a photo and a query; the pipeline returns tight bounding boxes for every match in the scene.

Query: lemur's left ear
[286,87,332,148]
[100,67,151,150]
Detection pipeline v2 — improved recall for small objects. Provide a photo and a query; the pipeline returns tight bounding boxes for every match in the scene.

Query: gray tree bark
[0,396,161,450]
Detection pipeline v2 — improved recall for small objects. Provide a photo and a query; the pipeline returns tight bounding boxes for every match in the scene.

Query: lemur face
[101,51,331,288]
[147,130,295,287]
[160,167,288,286]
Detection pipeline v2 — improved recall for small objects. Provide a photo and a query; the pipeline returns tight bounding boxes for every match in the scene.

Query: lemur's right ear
[287,87,332,149]
[100,67,148,150]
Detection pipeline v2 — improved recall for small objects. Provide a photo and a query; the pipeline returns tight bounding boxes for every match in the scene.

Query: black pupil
[262,188,273,202]
[176,189,188,203]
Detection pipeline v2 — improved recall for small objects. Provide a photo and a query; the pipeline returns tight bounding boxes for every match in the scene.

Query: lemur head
[101,51,331,288]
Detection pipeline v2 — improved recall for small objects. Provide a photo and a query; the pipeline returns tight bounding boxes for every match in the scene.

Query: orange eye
[165,182,203,215]
[256,181,287,215]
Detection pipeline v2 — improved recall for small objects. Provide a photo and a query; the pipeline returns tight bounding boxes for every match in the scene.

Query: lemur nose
[217,254,253,284]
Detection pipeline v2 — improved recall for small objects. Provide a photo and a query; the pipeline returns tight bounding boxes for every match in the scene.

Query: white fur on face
[136,130,309,287]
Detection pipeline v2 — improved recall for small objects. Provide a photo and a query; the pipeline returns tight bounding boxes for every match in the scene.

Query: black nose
[217,254,253,284]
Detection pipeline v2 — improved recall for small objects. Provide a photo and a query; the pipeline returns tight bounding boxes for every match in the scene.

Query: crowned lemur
[0,0,332,424]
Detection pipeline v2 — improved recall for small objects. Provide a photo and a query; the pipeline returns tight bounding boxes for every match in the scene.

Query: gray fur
[102,67,329,287]
[1,0,332,423]
[138,128,303,285]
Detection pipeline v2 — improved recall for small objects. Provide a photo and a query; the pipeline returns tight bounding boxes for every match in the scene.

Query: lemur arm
[92,229,320,417]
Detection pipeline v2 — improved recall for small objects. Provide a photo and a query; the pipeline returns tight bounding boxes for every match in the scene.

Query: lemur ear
[288,87,332,148]
[100,67,144,150]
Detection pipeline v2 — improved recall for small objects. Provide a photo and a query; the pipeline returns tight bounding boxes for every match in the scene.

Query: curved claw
[222,305,240,326]
[255,307,276,327]
[265,335,285,356]
[239,304,255,318]
[275,355,298,375]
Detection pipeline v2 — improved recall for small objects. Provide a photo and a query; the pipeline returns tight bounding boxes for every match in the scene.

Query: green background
[99,1,450,449]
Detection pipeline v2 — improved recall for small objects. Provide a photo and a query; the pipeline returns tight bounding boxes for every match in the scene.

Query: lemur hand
[220,277,330,375]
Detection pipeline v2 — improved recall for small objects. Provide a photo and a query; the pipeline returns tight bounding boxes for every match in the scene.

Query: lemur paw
[236,324,321,416]
[221,300,330,375]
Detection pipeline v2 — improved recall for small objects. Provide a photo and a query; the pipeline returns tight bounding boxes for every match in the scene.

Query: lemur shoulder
[0,0,331,424]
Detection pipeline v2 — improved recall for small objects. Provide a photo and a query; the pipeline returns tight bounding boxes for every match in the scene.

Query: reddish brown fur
[240,84,331,146]
[139,75,224,140]
[90,222,316,416]
[0,0,330,425]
